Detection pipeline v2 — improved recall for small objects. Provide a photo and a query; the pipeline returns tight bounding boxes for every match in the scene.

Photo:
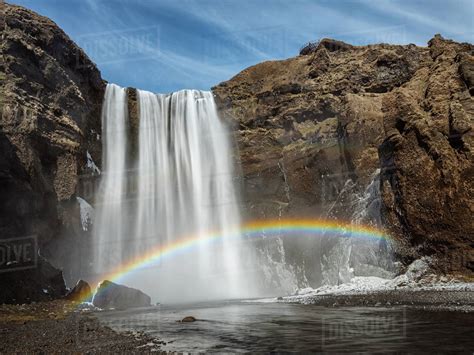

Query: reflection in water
[95,302,474,352]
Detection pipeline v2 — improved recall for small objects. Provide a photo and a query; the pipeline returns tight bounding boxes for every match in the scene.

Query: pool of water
[95,301,474,352]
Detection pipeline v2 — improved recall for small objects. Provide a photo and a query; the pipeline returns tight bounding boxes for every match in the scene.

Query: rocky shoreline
[276,289,474,312]
[0,300,164,353]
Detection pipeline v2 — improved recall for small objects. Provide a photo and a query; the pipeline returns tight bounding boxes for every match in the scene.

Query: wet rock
[65,280,92,302]
[180,316,196,323]
[92,280,151,310]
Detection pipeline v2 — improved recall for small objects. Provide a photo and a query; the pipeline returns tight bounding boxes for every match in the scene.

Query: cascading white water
[320,169,394,285]
[93,83,129,273]
[94,84,255,303]
[134,89,248,302]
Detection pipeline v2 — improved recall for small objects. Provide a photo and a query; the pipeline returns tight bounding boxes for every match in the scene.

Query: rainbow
[80,218,389,303]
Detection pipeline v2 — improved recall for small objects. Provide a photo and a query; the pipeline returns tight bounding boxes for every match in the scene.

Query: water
[93,83,129,272]
[321,169,394,286]
[93,84,256,303]
[95,301,474,352]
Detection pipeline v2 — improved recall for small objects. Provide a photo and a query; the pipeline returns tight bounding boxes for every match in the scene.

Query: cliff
[0,3,105,303]
[213,36,474,278]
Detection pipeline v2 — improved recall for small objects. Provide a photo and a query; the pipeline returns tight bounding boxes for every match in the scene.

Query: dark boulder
[318,38,353,52]
[180,316,197,322]
[299,38,353,56]
[92,280,152,310]
[0,256,66,304]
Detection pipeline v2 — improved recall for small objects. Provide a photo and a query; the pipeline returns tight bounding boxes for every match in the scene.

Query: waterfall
[349,169,394,278]
[92,84,392,301]
[93,84,254,303]
[320,169,394,285]
[93,83,129,273]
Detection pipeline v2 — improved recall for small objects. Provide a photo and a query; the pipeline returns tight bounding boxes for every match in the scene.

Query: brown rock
[0,3,105,302]
[318,38,354,52]
[379,36,474,273]
[459,53,474,95]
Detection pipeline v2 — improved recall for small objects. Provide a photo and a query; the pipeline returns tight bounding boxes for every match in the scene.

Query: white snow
[283,276,392,303]
[77,196,94,231]
[248,257,474,304]
[86,150,101,175]
[76,301,101,311]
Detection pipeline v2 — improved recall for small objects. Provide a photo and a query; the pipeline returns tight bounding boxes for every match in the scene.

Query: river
[94,300,474,352]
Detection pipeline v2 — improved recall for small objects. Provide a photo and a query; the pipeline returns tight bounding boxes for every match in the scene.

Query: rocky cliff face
[379,36,474,274]
[0,3,105,303]
[213,36,474,279]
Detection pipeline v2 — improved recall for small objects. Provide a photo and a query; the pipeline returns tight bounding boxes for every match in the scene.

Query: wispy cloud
[11,0,474,92]
[363,0,473,38]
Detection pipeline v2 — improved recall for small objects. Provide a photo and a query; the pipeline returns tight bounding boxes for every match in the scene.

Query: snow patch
[252,258,474,304]
[86,151,100,175]
[77,196,94,231]
[287,276,391,301]
[76,301,101,312]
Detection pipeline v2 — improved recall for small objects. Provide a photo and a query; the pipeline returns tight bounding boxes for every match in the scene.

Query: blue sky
[11,0,474,93]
